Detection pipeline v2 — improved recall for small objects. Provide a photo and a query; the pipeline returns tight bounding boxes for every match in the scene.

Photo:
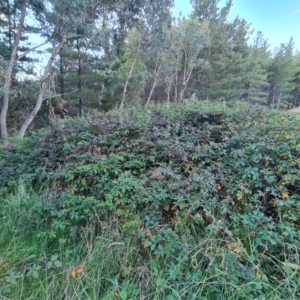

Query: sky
[173,0,300,52]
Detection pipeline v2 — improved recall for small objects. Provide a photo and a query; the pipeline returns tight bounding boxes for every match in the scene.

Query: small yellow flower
[237,194,243,201]
[256,272,262,280]
[178,205,185,211]
[281,192,289,199]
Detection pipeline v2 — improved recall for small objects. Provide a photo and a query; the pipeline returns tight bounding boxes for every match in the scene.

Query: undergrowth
[1,100,300,299]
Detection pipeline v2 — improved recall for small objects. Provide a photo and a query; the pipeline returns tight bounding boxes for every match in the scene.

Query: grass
[1,100,300,299]
[1,188,300,300]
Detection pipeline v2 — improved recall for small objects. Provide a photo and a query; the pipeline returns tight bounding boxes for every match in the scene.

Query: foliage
[1,101,300,298]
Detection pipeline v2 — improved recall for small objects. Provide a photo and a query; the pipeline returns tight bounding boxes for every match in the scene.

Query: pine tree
[243,31,270,104]
[290,53,300,107]
[267,38,296,109]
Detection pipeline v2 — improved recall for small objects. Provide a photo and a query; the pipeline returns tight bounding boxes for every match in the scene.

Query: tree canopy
[1,0,300,142]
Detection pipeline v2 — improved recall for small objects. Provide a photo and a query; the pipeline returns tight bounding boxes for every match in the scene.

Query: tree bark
[145,59,161,108]
[77,37,82,117]
[179,84,187,101]
[0,0,27,145]
[166,79,172,103]
[119,41,142,109]
[276,87,282,111]
[59,51,65,98]
[272,86,276,108]
[145,76,158,108]
[119,13,154,109]
[174,71,178,102]
[18,39,66,138]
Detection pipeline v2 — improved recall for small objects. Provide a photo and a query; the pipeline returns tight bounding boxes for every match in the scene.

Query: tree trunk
[272,86,276,107]
[18,39,66,138]
[179,83,188,101]
[166,79,172,103]
[145,61,161,108]
[276,87,282,111]
[0,0,27,145]
[174,71,178,102]
[145,76,158,109]
[98,82,104,107]
[119,42,141,109]
[120,13,154,109]
[77,37,82,116]
[59,51,65,98]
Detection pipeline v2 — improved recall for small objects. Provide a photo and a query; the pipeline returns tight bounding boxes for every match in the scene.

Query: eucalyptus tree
[142,22,172,107]
[120,20,173,107]
[119,0,173,109]
[175,18,209,101]
[141,17,210,104]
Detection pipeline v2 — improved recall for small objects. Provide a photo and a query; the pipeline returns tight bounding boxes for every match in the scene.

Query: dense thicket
[1,101,300,298]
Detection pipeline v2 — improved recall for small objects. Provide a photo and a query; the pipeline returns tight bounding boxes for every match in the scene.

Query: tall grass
[1,186,300,299]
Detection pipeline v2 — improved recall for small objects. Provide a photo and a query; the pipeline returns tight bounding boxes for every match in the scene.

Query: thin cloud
[290,9,300,16]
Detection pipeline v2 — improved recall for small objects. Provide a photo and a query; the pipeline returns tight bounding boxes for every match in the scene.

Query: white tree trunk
[119,42,141,109]
[0,0,27,145]
[18,39,66,138]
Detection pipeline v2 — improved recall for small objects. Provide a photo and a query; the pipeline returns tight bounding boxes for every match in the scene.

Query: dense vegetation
[1,100,300,299]
[1,1,300,299]
[1,0,300,144]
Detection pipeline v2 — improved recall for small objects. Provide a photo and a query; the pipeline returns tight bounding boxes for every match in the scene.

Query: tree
[290,53,300,107]
[119,0,173,109]
[210,17,252,101]
[240,31,270,104]
[0,0,27,144]
[0,0,49,144]
[188,0,233,100]
[19,0,162,137]
[267,38,296,109]
[175,18,209,101]
[52,36,105,116]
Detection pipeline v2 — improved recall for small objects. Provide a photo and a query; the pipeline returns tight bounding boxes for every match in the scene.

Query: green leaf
[51,255,59,261]
[32,270,39,279]
[54,260,63,268]
[144,240,152,247]
[120,290,128,300]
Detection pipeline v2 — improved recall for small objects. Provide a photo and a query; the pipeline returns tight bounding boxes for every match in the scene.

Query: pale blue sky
[173,0,300,52]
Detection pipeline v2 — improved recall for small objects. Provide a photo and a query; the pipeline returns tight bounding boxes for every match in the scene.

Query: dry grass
[288,106,300,113]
